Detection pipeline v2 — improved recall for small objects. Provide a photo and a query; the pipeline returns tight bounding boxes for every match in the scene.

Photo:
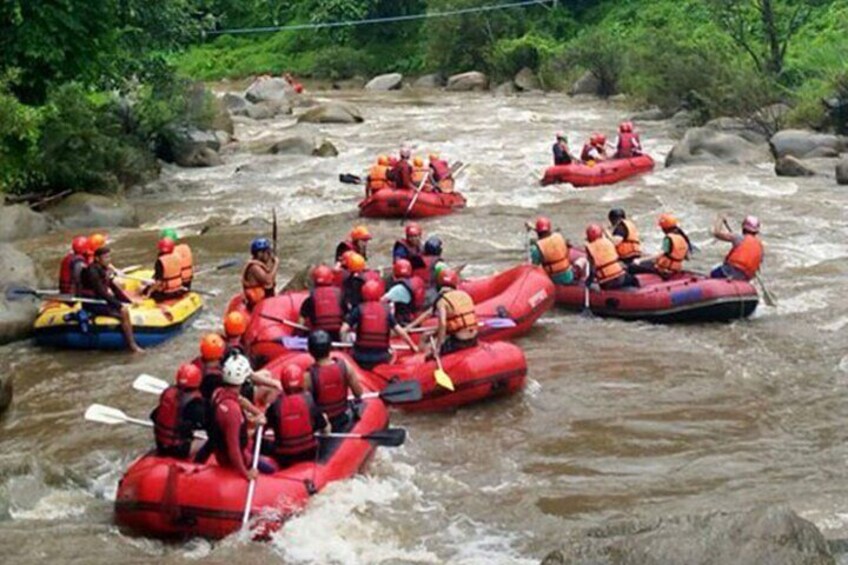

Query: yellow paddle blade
[434,368,454,391]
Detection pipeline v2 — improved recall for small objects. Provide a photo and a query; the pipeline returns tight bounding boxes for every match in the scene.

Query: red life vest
[210,387,248,463]
[310,286,344,333]
[270,392,318,456]
[310,360,348,419]
[580,144,596,162]
[355,301,391,350]
[391,277,426,323]
[725,235,763,280]
[430,159,451,181]
[58,252,85,294]
[152,386,201,450]
[200,364,224,400]
[616,133,640,158]
[393,239,421,263]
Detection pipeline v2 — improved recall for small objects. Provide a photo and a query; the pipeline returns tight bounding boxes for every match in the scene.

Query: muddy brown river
[2,89,848,564]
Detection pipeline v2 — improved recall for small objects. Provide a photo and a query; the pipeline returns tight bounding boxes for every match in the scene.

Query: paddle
[242,425,264,528]
[133,373,422,404]
[582,281,593,317]
[272,207,278,255]
[339,173,362,185]
[5,285,108,305]
[315,428,406,447]
[721,219,776,307]
[85,403,209,439]
[407,317,516,334]
[401,171,431,226]
[279,336,412,352]
[429,336,455,391]
[192,258,241,277]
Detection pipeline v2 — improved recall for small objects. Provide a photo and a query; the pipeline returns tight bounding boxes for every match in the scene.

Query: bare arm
[712,216,735,242]
[343,360,363,397]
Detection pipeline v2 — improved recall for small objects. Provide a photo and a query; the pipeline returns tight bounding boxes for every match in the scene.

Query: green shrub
[308,46,373,80]
[487,32,561,82]
[0,71,45,193]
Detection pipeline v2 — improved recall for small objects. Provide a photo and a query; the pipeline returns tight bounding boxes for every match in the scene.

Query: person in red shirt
[391,147,414,190]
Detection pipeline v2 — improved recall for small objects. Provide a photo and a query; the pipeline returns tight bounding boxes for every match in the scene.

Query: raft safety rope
[207,0,555,36]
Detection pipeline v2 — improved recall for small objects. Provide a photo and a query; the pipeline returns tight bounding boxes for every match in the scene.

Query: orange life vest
[242,259,275,307]
[536,233,571,276]
[439,289,477,334]
[655,233,688,276]
[174,243,194,287]
[725,235,763,280]
[367,164,390,192]
[585,238,625,284]
[614,220,642,260]
[156,253,184,296]
[411,166,429,186]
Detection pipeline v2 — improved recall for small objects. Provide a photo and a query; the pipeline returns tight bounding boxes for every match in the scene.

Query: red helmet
[405,223,422,239]
[619,121,633,133]
[200,333,226,361]
[176,363,202,389]
[72,236,89,255]
[281,364,305,393]
[586,224,604,242]
[437,268,459,288]
[224,311,248,338]
[535,216,552,234]
[361,280,383,302]
[592,133,606,146]
[393,259,412,278]
[312,264,334,286]
[157,237,175,254]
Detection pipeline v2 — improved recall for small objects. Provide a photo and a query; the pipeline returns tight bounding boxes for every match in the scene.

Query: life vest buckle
[304,479,318,496]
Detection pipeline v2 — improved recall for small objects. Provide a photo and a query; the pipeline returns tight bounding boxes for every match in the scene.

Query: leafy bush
[0,71,44,192]
[487,32,561,82]
[308,46,374,80]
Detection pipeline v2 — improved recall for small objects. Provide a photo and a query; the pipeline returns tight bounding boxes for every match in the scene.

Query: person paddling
[429,268,478,356]
[145,238,185,301]
[552,132,575,165]
[581,133,608,163]
[298,264,347,341]
[161,227,194,290]
[385,259,426,325]
[631,214,693,279]
[429,153,454,192]
[366,155,392,196]
[307,330,363,431]
[151,363,206,459]
[711,215,764,281]
[614,122,643,158]
[584,224,639,290]
[335,225,371,264]
[392,223,424,264]
[391,147,415,190]
[242,237,278,311]
[527,216,578,286]
[607,208,642,265]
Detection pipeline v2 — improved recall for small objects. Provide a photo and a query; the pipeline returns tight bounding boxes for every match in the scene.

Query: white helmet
[222,354,252,386]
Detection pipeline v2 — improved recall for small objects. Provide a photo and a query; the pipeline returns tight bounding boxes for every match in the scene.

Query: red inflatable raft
[358,188,466,219]
[114,397,388,539]
[555,272,759,322]
[231,264,553,366]
[541,154,655,187]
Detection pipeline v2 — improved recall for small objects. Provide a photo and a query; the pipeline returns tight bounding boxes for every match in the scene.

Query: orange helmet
[405,222,422,239]
[200,333,226,361]
[350,225,372,242]
[281,364,305,393]
[658,214,678,231]
[71,236,89,255]
[89,233,107,251]
[345,252,366,273]
[413,157,424,167]
[157,237,175,254]
[377,155,389,166]
[585,224,604,242]
[224,311,248,338]
[393,259,412,278]
[312,264,334,286]
[176,363,202,389]
[437,268,459,289]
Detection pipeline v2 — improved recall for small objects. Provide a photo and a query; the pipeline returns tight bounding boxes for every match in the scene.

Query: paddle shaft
[401,171,431,225]
[242,425,264,528]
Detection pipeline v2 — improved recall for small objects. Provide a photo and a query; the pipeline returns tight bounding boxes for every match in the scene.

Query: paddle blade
[132,374,169,395]
[364,428,406,447]
[280,336,308,350]
[4,285,37,301]
[84,404,129,425]
[339,173,362,185]
[482,317,517,329]
[434,368,455,391]
[379,380,423,404]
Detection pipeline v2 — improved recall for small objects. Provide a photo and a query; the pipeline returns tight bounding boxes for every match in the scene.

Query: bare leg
[120,306,144,353]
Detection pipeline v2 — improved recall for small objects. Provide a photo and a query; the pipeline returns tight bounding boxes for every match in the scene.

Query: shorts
[83,303,122,319]
[440,335,478,356]
[710,263,749,281]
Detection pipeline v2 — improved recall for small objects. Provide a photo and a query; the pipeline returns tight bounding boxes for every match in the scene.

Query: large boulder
[494,81,518,97]
[244,77,294,104]
[413,74,445,89]
[514,67,541,91]
[365,73,403,91]
[0,204,50,242]
[297,103,364,124]
[705,117,769,144]
[0,373,11,416]
[666,127,772,167]
[186,84,233,135]
[249,134,337,157]
[45,192,138,229]
[770,129,848,159]
[222,93,249,115]
[569,70,600,96]
[630,106,669,121]
[541,506,835,565]
[837,158,848,185]
[775,155,816,177]
[160,126,223,168]
[245,99,292,121]
[446,71,489,92]
[0,243,39,345]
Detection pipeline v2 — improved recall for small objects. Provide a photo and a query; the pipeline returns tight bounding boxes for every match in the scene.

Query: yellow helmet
[413,157,424,167]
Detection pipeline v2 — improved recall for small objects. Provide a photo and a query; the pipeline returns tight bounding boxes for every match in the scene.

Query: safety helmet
[608,208,626,223]
[361,280,383,302]
[308,330,333,359]
[176,363,202,389]
[89,233,107,251]
[619,122,633,133]
[281,364,305,393]
[72,236,89,255]
[433,262,447,280]
[350,225,372,242]
[592,133,606,146]
[157,237,175,254]
[222,354,253,386]
[424,237,443,256]
[345,252,366,273]
[742,215,760,234]
[437,268,459,289]
[200,333,226,361]
[389,156,399,166]
[312,264,334,286]
[160,228,179,241]
[658,214,678,231]
[413,157,424,167]
[535,216,552,234]
[393,259,412,279]
[400,147,411,159]
[224,311,248,338]
[428,153,439,161]
[556,131,566,140]
[251,237,272,255]
[377,155,389,166]
[405,223,422,239]
[585,224,604,242]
